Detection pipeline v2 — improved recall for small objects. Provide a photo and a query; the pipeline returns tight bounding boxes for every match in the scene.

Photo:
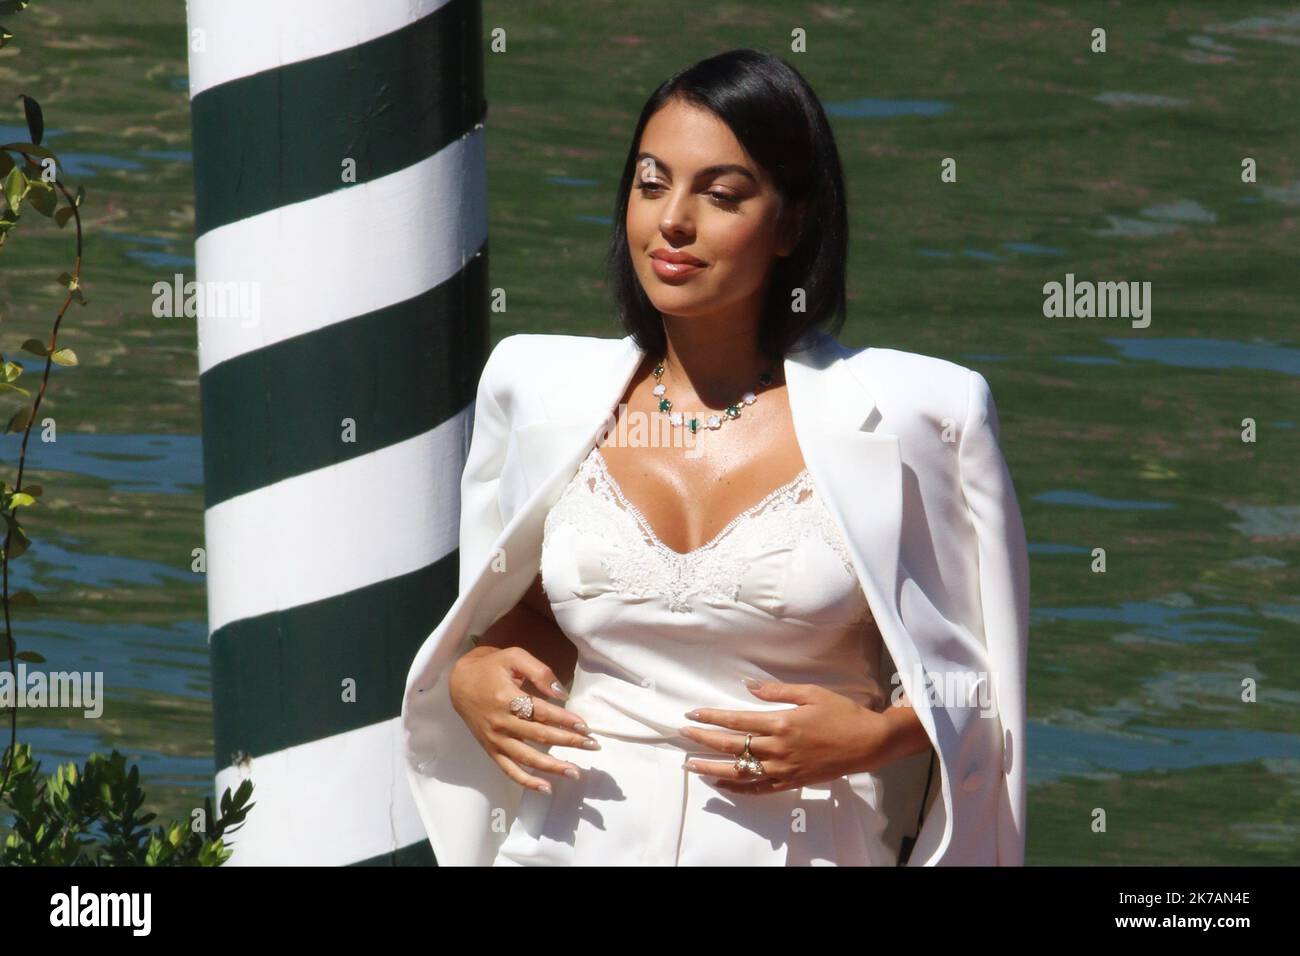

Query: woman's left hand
[679,678,906,794]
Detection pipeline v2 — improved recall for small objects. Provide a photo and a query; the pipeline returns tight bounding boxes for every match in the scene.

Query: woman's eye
[634,182,737,207]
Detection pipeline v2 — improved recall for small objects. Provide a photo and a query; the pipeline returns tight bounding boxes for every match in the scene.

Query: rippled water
[0,0,1295,863]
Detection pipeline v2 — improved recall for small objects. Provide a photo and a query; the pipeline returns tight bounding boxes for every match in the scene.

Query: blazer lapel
[783,334,903,672]
[459,342,644,643]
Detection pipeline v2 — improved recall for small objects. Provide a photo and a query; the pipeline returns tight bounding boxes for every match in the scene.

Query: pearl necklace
[651,360,777,434]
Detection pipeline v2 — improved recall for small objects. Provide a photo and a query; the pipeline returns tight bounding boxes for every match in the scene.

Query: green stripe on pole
[199,249,488,508]
[210,557,456,765]
[190,0,484,238]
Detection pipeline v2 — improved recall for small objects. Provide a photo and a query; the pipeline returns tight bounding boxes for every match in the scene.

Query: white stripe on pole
[186,0,456,99]
[194,128,487,375]
[204,407,470,636]
[215,718,427,866]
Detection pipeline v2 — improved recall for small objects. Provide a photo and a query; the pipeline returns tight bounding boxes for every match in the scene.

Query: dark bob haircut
[605,48,848,363]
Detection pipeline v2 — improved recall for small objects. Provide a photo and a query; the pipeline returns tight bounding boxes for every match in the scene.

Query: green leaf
[26,179,54,216]
[15,650,44,663]
[0,27,12,51]
[3,165,25,214]
[50,347,77,366]
[7,405,33,432]
[5,523,29,560]
[0,141,53,160]
[0,382,30,397]
[7,589,38,606]
[19,95,43,147]
[54,272,85,303]
[10,492,34,507]
[3,359,21,381]
[54,204,73,227]
[23,483,42,497]
[0,2,32,16]
[0,149,13,177]
[20,338,46,357]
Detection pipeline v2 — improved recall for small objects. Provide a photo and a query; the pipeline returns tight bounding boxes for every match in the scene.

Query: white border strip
[193,128,486,375]
[204,407,470,635]
[186,0,455,100]
[215,717,428,866]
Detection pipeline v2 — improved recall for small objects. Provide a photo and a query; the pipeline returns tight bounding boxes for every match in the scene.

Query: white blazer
[401,327,1030,866]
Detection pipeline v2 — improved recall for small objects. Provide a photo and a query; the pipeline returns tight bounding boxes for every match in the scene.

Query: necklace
[650,360,777,434]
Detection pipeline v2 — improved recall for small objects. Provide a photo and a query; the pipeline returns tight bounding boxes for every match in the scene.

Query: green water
[0,0,1295,863]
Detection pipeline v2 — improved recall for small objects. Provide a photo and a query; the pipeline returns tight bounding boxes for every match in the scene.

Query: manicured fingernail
[684,760,697,771]
[538,783,551,794]
[582,738,601,750]
[574,722,589,733]
[563,767,580,780]
[742,678,761,689]
[684,710,700,720]
[550,682,568,698]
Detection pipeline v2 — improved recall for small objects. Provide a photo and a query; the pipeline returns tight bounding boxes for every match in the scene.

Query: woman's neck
[658,315,782,408]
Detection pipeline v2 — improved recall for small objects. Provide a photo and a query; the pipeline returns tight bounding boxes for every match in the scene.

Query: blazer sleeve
[457,337,514,597]
[399,336,524,867]
[957,369,1030,866]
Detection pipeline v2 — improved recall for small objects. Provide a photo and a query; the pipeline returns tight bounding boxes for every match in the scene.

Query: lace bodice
[542,447,871,619]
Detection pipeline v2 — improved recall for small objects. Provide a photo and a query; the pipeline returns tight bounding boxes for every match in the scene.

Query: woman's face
[625,97,802,325]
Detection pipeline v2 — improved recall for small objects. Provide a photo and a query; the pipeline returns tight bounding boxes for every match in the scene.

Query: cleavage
[592,447,810,557]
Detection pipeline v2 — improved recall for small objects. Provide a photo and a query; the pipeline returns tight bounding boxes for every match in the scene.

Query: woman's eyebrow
[636,152,757,184]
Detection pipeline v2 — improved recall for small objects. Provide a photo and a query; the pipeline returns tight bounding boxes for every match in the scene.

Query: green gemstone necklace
[651,359,778,434]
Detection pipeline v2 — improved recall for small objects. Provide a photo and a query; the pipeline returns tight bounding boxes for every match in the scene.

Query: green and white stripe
[187,0,486,865]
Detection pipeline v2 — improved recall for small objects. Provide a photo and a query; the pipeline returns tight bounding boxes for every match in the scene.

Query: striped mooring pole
[186,0,487,865]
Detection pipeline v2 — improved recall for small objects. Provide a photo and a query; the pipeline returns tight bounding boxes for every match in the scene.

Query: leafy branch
[0,0,255,864]
[1,743,255,865]
[0,86,88,802]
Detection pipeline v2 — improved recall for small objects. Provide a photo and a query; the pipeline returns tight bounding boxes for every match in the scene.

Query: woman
[401,49,1029,866]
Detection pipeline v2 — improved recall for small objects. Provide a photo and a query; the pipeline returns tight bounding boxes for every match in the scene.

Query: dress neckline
[590,448,812,559]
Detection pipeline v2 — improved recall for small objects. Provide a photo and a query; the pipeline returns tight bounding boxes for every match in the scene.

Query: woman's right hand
[449,644,599,794]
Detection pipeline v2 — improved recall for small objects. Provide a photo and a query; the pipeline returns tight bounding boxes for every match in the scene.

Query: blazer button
[961,770,985,793]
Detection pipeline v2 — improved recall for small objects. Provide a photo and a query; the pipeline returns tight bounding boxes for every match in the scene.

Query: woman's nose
[660,220,692,242]
[659,190,694,237]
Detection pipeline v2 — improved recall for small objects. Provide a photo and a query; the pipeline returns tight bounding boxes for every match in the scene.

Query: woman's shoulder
[483,332,627,374]
[828,337,998,436]
[834,338,978,384]
[836,337,986,398]
[476,332,632,415]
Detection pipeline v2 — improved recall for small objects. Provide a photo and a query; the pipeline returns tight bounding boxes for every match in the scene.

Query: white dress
[492,444,898,866]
